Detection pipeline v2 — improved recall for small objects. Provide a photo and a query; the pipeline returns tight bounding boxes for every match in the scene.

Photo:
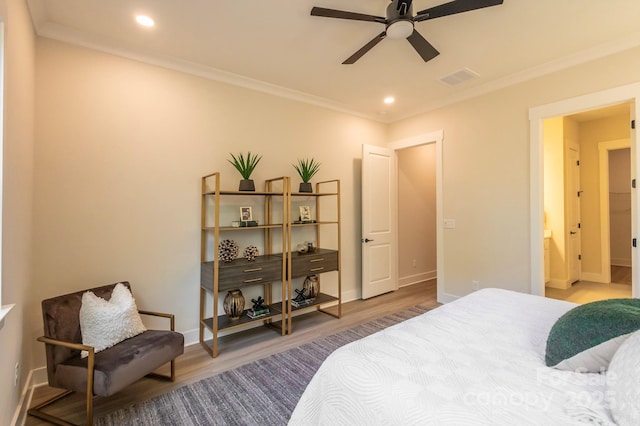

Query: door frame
[389,130,446,303]
[529,83,640,297]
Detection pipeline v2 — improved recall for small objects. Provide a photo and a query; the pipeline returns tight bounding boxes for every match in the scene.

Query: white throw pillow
[79,283,146,357]
[606,329,640,426]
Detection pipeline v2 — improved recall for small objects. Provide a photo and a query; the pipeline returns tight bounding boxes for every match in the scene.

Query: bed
[289,288,618,425]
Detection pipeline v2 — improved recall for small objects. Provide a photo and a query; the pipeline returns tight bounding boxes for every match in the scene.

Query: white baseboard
[546,278,572,289]
[399,270,437,288]
[580,272,609,283]
[611,259,632,267]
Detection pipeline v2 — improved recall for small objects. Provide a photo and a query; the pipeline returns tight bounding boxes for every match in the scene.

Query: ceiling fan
[310,0,504,64]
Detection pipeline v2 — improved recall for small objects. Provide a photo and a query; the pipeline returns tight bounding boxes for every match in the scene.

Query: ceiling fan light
[386,20,413,39]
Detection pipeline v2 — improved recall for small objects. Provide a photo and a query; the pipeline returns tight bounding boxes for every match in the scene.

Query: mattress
[289,288,615,425]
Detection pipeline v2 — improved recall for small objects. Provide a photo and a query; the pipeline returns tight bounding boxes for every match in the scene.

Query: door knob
[362,238,375,243]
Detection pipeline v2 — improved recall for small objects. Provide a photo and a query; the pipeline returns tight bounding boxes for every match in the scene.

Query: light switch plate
[444,219,456,229]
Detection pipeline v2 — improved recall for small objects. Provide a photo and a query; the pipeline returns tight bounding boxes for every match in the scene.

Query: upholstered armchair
[28,281,184,425]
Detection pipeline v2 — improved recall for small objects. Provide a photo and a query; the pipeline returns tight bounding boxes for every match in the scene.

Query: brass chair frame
[28,309,177,426]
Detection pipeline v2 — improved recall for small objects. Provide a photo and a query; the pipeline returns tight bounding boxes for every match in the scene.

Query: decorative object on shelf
[244,245,260,261]
[223,289,245,320]
[293,158,320,193]
[305,241,316,253]
[218,239,239,263]
[303,274,320,300]
[247,296,270,319]
[296,243,308,254]
[228,151,262,191]
[240,206,253,222]
[251,296,268,311]
[299,205,312,222]
[291,288,314,308]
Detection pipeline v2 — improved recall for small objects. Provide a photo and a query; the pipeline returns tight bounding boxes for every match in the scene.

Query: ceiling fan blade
[343,32,387,64]
[311,7,386,24]
[415,0,503,22]
[406,30,440,62]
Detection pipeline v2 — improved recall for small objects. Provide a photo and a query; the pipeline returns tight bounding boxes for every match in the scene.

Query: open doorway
[397,144,437,288]
[542,104,633,303]
[389,131,445,303]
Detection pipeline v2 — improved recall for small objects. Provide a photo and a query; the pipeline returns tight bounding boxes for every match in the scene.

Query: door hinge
[632,119,636,129]
[578,223,581,229]
[578,254,582,260]
[634,238,637,248]
[633,179,636,189]
[576,160,580,166]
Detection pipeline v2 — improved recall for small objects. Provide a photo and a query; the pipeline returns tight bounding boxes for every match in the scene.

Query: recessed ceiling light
[384,97,395,105]
[135,15,155,27]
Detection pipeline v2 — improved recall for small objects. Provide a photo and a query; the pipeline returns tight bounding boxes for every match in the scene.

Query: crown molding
[31,17,640,126]
[33,21,384,123]
[393,30,640,123]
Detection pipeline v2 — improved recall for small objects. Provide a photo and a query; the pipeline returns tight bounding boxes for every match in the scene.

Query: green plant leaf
[293,158,320,183]
[228,152,262,179]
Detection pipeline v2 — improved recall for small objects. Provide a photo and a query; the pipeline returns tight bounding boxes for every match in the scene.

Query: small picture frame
[299,205,311,221]
[240,206,253,222]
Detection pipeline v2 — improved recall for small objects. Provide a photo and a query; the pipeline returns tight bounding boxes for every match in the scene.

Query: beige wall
[388,45,640,298]
[397,144,437,285]
[0,0,36,423]
[31,38,387,368]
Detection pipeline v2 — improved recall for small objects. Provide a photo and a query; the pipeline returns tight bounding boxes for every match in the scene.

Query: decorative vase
[239,179,255,191]
[244,245,259,261]
[218,239,239,263]
[303,275,319,300]
[223,289,245,320]
[299,182,313,193]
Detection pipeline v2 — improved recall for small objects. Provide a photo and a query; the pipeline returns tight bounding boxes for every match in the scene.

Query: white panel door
[362,144,397,299]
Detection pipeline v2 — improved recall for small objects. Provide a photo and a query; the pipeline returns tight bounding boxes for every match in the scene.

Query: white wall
[0,0,36,423]
[30,38,387,369]
[388,45,640,299]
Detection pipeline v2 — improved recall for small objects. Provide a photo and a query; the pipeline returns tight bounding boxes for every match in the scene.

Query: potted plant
[293,158,321,193]
[228,152,262,191]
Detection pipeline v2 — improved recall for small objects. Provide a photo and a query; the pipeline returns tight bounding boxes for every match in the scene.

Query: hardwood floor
[546,280,631,304]
[26,280,438,425]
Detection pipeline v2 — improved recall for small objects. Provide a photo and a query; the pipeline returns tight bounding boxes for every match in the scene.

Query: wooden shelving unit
[199,173,341,357]
[286,180,342,333]
[199,173,288,357]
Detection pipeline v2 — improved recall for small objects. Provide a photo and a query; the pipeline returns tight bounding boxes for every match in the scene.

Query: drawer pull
[243,267,263,273]
[310,258,325,263]
[243,278,263,283]
[310,267,324,272]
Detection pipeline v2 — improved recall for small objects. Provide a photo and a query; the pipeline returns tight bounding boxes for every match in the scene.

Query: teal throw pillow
[545,298,640,372]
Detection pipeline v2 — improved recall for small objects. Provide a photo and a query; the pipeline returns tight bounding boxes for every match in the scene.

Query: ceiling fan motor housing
[386,0,414,39]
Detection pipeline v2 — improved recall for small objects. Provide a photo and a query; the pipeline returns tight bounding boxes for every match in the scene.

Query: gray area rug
[97,305,431,426]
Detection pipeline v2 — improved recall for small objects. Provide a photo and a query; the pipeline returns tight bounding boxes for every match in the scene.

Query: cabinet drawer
[290,249,339,278]
[201,255,283,292]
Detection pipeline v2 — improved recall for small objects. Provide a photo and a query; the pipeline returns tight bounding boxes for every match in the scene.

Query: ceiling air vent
[439,68,479,86]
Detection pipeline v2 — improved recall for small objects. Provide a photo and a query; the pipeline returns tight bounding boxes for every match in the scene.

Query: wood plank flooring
[26,280,438,425]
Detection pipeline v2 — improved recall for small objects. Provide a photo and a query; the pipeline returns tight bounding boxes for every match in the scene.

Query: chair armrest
[138,310,175,331]
[36,336,96,397]
[37,335,94,353]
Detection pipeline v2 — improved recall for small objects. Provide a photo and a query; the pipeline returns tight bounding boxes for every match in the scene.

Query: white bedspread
[289,288,615,425]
